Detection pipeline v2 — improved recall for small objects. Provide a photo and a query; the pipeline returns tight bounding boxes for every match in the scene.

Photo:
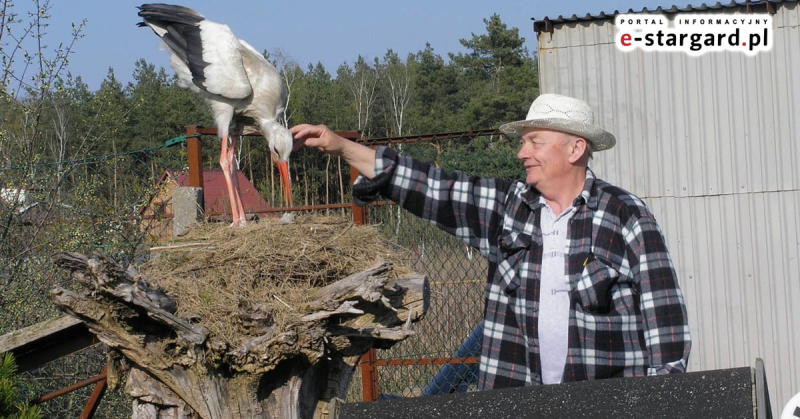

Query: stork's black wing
[138,3,252,100]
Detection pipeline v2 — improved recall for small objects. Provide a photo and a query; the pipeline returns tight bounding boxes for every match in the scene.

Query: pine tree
[0,353,42,419]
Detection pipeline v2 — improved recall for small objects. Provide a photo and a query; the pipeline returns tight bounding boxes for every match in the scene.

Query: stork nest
[141,214,412,346]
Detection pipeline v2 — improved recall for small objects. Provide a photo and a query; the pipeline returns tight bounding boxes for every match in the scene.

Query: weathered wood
[53,252,207,344]
[148,242,211,252]
[302,262,392,312]
[301,301,364,322]
[126,368,192,410]
[0,315,79,353]
[0,315,97,372]
[52,253,429,419]
[328,325,416,341]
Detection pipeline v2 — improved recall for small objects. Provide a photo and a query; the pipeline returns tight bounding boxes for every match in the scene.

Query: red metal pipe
[359,348,379,402]
[30,372,107,404]
[141,201,395,220]
[186,125,498,144]
[348,131,380,402]
[188,125,361,140]
[359,129,502,146]
[351,168,369,227]
[262,201,393,213]
[79,365,108,419]
[186,126,203,189]
[373,356,480,367]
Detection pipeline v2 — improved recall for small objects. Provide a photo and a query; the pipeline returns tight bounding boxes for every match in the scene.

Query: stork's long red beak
[276,160,292,208]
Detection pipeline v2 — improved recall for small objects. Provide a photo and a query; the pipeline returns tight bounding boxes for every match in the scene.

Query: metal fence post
[346,131,378,402]
[359,348,379,402]
[350,164,369,227]
[186,126,203,190]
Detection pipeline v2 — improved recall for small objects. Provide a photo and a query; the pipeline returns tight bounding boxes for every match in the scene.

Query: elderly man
[291,94,691,389]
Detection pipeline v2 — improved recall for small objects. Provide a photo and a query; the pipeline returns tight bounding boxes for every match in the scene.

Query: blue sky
[23,0,667,89]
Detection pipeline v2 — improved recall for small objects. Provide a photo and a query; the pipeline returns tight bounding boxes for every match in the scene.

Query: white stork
[137,4,293,226]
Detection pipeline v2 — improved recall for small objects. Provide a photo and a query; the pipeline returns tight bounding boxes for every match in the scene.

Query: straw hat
[499,94,616,151]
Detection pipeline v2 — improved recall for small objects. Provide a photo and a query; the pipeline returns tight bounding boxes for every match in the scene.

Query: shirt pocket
[496,231,531,294]
[572,257,635,315]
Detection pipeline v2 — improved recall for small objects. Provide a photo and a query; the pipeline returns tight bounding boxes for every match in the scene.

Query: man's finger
[291,126,319,141]
[289,124,312,135]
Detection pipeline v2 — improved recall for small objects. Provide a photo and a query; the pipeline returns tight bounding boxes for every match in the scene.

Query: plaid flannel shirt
[353,146,691,389]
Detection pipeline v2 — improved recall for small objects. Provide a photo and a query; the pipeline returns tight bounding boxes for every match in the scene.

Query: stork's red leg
[229,134,247,225]
[219,134,244,226]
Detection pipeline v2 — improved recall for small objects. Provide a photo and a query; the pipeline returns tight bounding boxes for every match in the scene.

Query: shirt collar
[522,185,545,210]
[575,167,598,210]
[521,167,598,211]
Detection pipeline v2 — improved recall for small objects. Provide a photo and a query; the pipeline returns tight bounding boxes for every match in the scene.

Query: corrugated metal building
[534,0,800,414]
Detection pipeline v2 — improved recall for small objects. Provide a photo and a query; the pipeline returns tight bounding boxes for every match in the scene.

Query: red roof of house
[171,170,272,215]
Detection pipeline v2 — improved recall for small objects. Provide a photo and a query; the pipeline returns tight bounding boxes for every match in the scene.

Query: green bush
[0,353,42,419]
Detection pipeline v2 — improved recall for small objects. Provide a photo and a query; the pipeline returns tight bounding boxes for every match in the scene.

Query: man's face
[517,128,577,188]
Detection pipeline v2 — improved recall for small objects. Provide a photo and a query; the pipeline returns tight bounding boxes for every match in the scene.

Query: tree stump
[52,252,428,419]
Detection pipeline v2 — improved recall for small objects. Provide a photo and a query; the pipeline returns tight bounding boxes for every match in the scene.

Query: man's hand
[291,124,377,178]
[290,124,348,156]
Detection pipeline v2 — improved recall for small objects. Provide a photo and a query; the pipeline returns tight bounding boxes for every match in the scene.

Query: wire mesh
[19,345,132,419]
[368,205,485,397]
[0,141,182,417]
[352,130,522,400]
[0,128,522,413]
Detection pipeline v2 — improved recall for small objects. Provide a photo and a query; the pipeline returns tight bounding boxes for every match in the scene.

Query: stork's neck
[260,119,282,141]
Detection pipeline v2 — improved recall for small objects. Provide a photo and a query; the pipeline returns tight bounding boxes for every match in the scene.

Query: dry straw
[142,214,411,346]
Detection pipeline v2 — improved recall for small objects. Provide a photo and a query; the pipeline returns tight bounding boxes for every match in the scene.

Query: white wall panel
[538,2,800,414]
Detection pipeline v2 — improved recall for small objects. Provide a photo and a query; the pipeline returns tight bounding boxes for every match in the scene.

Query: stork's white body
[139,4,294,225]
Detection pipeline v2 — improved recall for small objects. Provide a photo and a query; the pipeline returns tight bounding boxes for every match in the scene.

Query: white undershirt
[538,201,575,385]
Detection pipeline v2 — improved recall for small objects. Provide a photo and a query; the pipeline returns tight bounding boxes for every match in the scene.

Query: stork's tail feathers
[136,4,204,26]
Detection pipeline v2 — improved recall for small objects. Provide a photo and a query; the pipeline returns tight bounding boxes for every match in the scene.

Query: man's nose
[517,145,528,160]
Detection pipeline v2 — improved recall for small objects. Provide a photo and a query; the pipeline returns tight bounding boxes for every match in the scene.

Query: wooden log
[302,263,391,312]
[51,252,429,419]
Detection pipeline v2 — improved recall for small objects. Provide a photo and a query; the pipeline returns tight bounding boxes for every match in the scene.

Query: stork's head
[261,120,294,207]
[270,125,294,163]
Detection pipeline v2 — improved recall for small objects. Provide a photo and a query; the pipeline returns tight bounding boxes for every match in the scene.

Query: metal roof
[532,0,784,32]
[534,2,800,413]
[159,169,272,214]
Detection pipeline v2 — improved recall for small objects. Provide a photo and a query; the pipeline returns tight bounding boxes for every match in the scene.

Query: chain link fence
[1,128,522,414]
[20,345,131,418]
[343,130,522,400]
[0,139,186,418]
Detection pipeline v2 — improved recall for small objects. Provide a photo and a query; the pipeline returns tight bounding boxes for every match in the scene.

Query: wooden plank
[0,316,97,373]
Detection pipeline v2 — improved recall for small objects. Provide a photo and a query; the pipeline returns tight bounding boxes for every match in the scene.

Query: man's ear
[568,137,588,164]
